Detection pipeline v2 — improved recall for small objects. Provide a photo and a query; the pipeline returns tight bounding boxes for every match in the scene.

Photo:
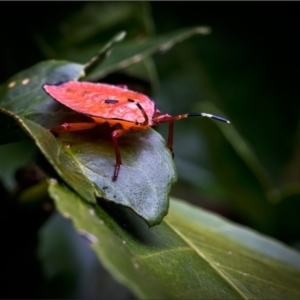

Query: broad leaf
[84,27,212,81]
[197,101,275,199]
[36,2,155,61]
[50,181,300,299]
[0,31,126,128]
[0,27,216,225]
[22,117,175,225]
[0,61,85,128]
[0,41,176,226]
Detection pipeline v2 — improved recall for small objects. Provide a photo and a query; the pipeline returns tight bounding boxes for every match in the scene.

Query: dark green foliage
[1,2,300,299]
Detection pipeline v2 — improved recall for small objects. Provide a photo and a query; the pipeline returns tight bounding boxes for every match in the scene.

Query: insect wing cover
[43,81,155,124]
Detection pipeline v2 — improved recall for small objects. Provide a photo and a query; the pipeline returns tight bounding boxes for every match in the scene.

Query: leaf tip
[115,31,127,42]
[195,26,212,35]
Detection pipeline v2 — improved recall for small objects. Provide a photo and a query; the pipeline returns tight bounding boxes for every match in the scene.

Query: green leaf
[0,48,176,226]
[0,29,127,128]
[49,181,300,299]
[198,101,275,200]
[36,2,155,62]
[24,117,176,225]
[84,26,211,81]
[0,61,85,129]
[0,27,214,225]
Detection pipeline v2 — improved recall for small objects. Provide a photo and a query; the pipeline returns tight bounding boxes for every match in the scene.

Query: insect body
[43,81,229,180]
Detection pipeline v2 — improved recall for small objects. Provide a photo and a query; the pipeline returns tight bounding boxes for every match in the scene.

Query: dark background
[1,2,298,87]
[1,2,299,299]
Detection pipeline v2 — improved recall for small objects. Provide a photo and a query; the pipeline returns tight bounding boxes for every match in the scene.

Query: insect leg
[167,121,175,158]
[50,122,97,134]
[111,129,128,181]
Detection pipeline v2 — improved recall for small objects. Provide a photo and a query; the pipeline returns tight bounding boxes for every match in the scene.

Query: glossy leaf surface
[50,181,300,299]
[0,33,178,225]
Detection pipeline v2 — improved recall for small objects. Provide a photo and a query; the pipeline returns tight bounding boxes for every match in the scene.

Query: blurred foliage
[0,1,300,299]
[151,2,300,240]
[49,181,300,299]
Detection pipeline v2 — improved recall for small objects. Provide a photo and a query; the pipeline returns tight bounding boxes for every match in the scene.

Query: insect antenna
[153,112,230,125]
[152,111,230,158]
[187,112,230,123]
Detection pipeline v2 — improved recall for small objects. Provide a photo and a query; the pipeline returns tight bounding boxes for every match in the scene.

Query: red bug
[43,81,229,180]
